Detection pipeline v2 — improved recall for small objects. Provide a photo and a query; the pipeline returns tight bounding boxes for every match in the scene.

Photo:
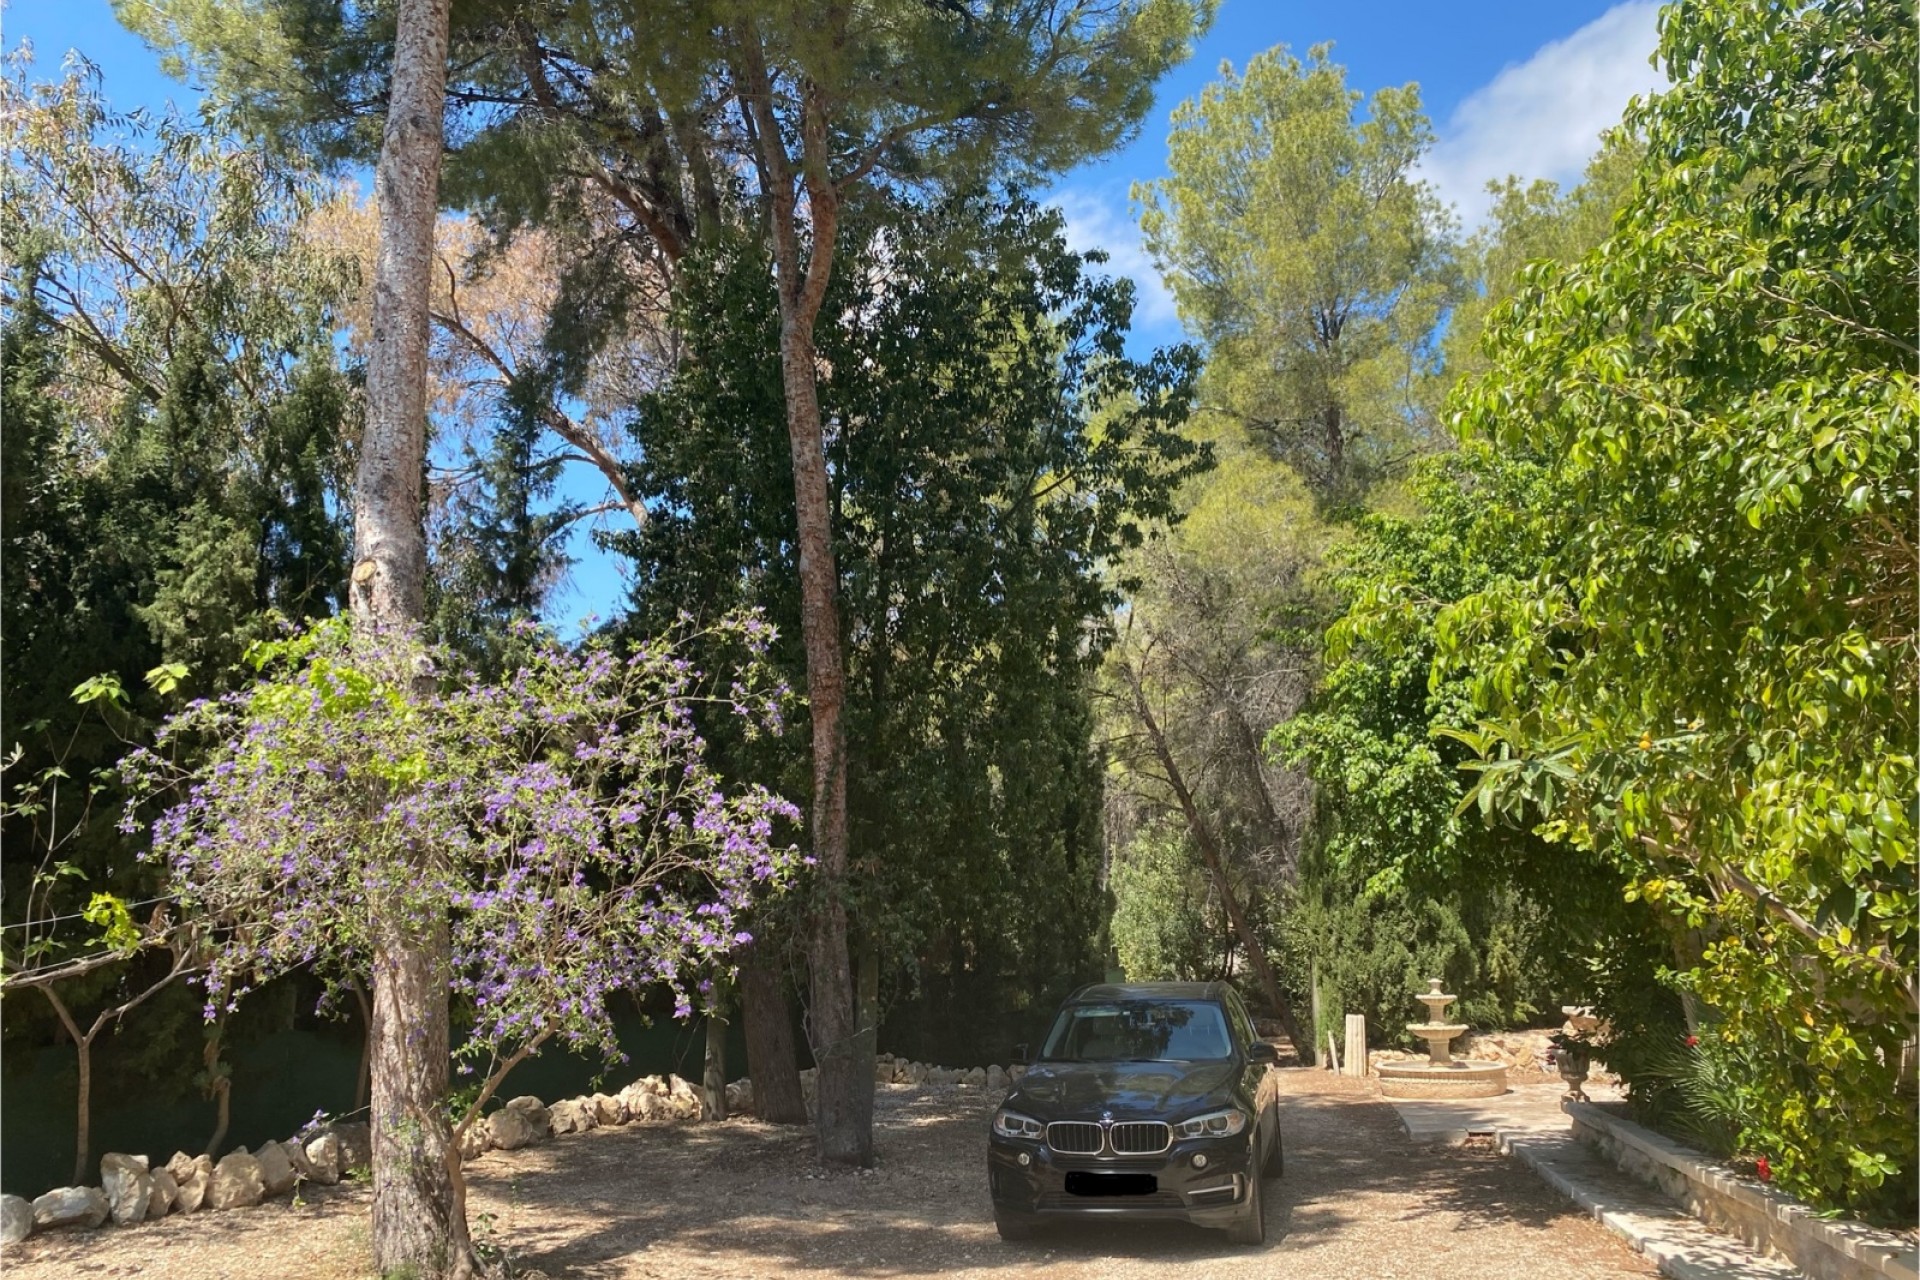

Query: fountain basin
[1376,1059,1509,1099]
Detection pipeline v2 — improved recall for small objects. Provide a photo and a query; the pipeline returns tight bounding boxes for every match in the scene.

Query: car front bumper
[987,1132,1257,1228]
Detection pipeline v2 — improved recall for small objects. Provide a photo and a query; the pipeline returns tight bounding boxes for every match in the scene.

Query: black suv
[986,981,1283,1244]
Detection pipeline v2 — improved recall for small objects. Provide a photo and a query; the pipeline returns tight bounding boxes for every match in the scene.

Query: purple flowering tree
[122,613,803,1250]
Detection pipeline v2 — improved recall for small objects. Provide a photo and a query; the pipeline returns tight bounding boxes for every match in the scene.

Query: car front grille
[1044,1120,1172,1156]
[1109,1121,1172,1155]
[1046,1122,1104,1155]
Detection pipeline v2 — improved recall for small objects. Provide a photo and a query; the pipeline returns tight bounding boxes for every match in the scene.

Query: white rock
[1,1193,32,1243]
[31,1186,108,1231]
[666,1076,704,1120]
[100,1152,153,1226]
[458,1123,489,1160]
[487,1098,551,1150]
[255,1141,298,1196]
[987,1065,1008,1091]
[302,1134,341,1185]
[208,1152,264,1210]
[725,1079,754,1113]
[591,1092,628,1126]
[549,1098,596,1135]
[167,1153,213,1213]
[147,1168,178,1220]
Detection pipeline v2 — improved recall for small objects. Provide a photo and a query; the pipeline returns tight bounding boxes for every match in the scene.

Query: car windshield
[1039,1000,1234,1063]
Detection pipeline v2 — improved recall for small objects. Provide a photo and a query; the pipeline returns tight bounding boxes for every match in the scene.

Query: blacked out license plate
[1065,1171,1157,1197]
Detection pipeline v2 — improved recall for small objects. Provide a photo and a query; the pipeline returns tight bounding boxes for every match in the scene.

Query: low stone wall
[871,1053,1023,1091]
[1567,1102,1918,1280]
[0,1058,1023,1249]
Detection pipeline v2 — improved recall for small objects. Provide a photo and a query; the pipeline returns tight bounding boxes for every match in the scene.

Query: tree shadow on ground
[469,1077,1603,1278]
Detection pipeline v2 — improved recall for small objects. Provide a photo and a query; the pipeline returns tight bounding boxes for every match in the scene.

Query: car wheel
[995,1210,1037,1243]
[1263,1124,1285,1178]
[1226,1172,1266,1245]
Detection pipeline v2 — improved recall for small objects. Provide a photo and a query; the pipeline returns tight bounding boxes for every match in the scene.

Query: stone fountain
[1375,979,1509,1099]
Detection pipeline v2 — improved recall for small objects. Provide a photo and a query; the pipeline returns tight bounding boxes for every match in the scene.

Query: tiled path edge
[1390,1085,1801,1280]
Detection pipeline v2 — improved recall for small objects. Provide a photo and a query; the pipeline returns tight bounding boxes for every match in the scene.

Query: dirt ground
[5,1069,1659,1279]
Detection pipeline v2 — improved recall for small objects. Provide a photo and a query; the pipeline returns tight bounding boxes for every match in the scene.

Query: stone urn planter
[1552,1033,1593,1102]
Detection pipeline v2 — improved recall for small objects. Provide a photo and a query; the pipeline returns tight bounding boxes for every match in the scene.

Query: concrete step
[1388,1088,1806,1280]
[1502,1129,1804,1280]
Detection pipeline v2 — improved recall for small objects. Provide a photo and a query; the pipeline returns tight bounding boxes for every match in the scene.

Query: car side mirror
[1247,1042,1278,1065]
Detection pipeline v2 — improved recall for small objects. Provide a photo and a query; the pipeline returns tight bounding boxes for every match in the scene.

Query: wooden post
[1310,958,1323,1066]
[1344,1014,1367,1079]
[1326,1030,1340,1074]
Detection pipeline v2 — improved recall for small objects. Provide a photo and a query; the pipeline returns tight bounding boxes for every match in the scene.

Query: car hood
[1005,1059,1239,1122]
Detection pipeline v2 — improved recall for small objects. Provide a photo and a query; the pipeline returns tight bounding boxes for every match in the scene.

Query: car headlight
[992,1108,1044,1140]
[1174,1108,1248,1139]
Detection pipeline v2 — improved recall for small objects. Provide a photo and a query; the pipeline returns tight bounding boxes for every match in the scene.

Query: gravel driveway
[4,1069,1658,1279]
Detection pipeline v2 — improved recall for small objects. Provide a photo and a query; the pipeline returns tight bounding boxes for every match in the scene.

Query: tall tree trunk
[1123,655,1311,1058]
[42,987,91,1185]
[785,297,869,1161]
[352,0,466,1272]
[703,1002,729,1122]
[370,914,469,1275]
[351,979,373,1116]
[203,1022,232,1157]
[206,1078,232,1159]
[740,944,809,1124]
[738,38,871,1165]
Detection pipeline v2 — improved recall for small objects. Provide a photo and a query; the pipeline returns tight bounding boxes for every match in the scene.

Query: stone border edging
[1566,1101,1918,1280]
[0,1056,1024,1249]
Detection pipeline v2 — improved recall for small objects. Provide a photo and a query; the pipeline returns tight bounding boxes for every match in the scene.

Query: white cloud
[1046,188,1181,334]
[1421,2,1666,228]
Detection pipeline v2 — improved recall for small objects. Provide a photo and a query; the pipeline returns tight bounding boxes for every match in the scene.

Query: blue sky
[12,1,1668,624]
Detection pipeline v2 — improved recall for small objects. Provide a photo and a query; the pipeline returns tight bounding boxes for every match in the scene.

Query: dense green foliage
[611,192,1205,1046]
[1,63,355,955]
[1110,818,1237,984]
[1280,0,1915,1218]
[1267,449,1611,1046]
[1109,43,1510,1046]
[1137,44,1462,506]
[1443,0,1917,1217]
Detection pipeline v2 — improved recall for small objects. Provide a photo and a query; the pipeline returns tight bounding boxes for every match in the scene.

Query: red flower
[1755,1156,1771,1182]
[1685,1035,1699,1048]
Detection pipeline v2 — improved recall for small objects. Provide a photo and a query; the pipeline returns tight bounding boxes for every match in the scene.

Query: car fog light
[1192,1153,1208,1169]
[1017,1152,1031,1167]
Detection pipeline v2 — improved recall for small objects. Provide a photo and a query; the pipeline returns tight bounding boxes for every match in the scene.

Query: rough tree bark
[350,0,469,1272]
[202,1021,231,1157]
[736,30,871,1165]
[740,945,810,1124]
[350,979,373,1116]
[1122,655,1311,1057]
[703,996,729,1121]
